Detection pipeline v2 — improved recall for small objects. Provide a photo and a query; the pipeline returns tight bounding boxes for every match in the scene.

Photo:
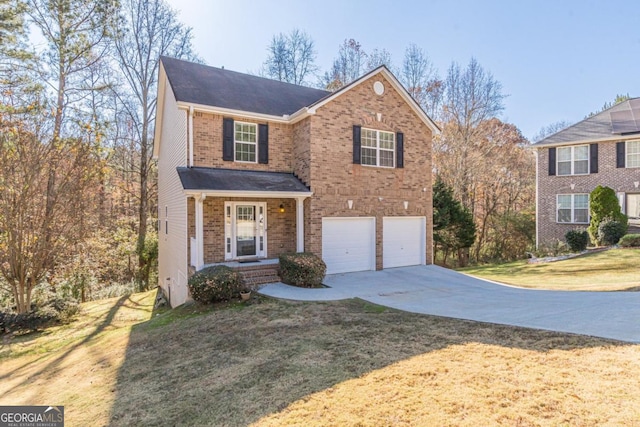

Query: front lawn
[460,248,640,291]
[1,289,640,426]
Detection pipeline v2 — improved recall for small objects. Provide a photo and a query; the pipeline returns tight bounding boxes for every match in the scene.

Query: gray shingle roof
[177,167,311,193]
[161,56,331,116]
[534,98,640,147]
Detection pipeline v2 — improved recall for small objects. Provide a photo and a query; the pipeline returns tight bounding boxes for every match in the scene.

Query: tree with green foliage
[588,185,628,245]
[433,177,476,266]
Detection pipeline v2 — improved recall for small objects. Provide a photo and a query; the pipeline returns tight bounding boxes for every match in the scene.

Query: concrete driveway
[259,265,640,343]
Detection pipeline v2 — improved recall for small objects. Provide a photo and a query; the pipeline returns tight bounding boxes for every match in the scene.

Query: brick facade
[192,112,293,172]
[305,74,433,267]
[537,141,640,245]
[186,73,434,268]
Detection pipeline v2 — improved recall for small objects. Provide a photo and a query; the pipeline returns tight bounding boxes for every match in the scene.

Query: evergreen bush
[597,218,626,246]
[588,185,628,244]
[565,229,589,252]
[619,234,640,247]
[188,266,243,304]
[279,253,326,288]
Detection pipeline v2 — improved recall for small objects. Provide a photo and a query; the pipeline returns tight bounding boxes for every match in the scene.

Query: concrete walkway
[259,265,640,343]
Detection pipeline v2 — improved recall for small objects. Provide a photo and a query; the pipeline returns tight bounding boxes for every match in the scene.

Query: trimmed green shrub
[279,253,326,288]
[565,229,589,252]
[619,234,640,247]
[188,265,243,304]
[588,185,628,244]
[597,218,627,246]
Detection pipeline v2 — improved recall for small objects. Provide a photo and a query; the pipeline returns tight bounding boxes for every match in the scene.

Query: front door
[224,202,266,260]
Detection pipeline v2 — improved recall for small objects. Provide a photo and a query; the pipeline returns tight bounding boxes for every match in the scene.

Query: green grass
[459,248,640,291]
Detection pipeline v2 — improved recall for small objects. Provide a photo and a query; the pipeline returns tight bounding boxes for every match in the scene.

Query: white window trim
[556,145,589,176]
[234,121,258,164]
[556,193,589,224]
[626,140,640,168]
[361,127,395,168]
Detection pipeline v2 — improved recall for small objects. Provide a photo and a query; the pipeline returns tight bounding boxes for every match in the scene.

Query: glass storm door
[224,202,266,260]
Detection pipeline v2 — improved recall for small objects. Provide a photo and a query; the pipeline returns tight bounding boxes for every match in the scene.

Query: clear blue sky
[165,0,640,140]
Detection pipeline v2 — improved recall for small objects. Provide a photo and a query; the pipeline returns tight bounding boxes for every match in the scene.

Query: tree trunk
[136,124,149,291]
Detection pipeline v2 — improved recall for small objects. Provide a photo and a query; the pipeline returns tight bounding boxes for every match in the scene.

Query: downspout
[535,148,539,249]
[188,106,194,167]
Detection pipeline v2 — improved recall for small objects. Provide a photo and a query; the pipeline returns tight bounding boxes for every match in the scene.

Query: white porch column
[296,197,305,252]
[195,194,205,269]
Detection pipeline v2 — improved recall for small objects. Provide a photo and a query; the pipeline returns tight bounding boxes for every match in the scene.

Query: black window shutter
[353,125,361,164]
[396,132,404,168]
[548,147,556,176]
[589,143,598,173]
[616,142,626,168]
[258,124,269,164]
[222,118,234,161]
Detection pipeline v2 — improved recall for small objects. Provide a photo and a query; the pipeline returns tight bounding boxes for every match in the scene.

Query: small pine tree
[588,185,628,245]
[433,177,476,266]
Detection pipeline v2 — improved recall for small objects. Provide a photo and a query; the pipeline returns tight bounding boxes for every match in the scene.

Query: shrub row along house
[154,57,439,306]
[533,98,640,246]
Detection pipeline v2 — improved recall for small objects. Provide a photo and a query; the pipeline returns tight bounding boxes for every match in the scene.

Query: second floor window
[627,141,640,168]
[557,194,589,223]
[235,121,257,162]
[557,145,588,175]
[361,128,395,168]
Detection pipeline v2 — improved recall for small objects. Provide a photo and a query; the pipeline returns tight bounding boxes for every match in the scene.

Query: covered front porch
[178,167,312,270]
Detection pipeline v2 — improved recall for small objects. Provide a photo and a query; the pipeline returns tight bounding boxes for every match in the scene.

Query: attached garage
[322,217,376,274]
[383,216,426,268]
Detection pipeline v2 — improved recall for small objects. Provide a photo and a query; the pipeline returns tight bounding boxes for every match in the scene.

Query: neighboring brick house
[533,98,640,247]
[154,57,439,306]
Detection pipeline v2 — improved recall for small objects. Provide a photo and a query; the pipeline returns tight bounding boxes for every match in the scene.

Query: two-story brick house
[534,98,640,247]
[154,57,439,306]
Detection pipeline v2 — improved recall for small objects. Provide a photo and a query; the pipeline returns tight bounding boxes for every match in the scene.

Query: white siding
[157,75,189,307]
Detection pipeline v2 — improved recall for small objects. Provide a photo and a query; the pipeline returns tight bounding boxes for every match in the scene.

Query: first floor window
[557,194,589,223]
[627,194,640,219]
[627,141,640,168]
[235,121,257,162]
[361,128,395,168]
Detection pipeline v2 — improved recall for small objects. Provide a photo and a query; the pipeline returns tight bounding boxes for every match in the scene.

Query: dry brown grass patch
[2,292,640,426]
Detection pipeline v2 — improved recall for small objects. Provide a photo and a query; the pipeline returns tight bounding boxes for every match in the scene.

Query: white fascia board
[177,101,296,124]
[185,190,313,199]
[532,135,636,149]
[152,64,168,159]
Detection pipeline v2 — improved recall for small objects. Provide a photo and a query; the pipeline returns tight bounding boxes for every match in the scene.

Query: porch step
[235,263,281,288]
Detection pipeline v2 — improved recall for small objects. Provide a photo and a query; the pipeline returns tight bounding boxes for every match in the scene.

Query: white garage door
[383,217,426,268]
[322,217,376,274]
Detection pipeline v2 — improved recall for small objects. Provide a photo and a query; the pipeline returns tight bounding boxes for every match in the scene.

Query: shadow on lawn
[108,297,631,427]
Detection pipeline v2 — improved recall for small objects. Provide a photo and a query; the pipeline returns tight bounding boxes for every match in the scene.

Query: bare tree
[27,0,116,141]
[366,48,392,71]
[401,44,443,118]
[262,29,317,85]
[111,0,197,289]
[532,120,572,143]
[439,57,506,210]
[322,38,367,90]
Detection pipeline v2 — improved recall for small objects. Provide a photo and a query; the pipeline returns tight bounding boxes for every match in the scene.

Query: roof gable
[307,65,441,134]
[160,56,330,117]
[534,98,640,147]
